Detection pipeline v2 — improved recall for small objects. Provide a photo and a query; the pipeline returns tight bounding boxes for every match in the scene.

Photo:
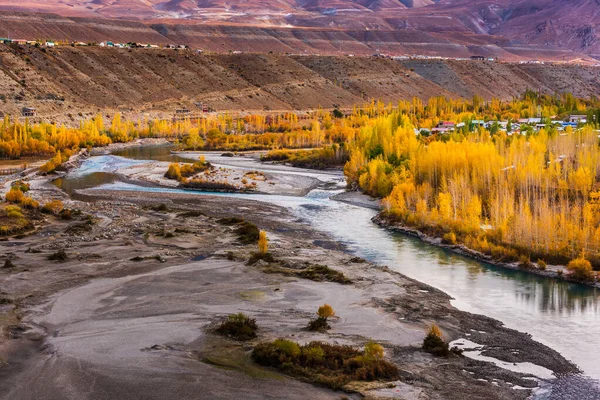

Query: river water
[55,145,600,383]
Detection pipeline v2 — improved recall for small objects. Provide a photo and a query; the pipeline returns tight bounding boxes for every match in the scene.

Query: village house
[21,107,36,117]
[569,114,587,123]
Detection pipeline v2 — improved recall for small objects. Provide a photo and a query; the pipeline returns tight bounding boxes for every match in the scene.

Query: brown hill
[0,11,590,62]
[0,0,598,59]
[0,44,598,125]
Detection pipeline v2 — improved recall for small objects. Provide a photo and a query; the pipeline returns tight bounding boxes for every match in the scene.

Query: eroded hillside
[0,45,599,124]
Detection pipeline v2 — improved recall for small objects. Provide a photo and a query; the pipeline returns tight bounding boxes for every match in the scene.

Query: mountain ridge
[0,0,598,59]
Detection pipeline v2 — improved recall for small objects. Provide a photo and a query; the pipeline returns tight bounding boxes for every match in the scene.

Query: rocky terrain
[1,45,599,125]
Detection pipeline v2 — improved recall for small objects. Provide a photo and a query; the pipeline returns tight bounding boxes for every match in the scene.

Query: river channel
[54,145,600,383]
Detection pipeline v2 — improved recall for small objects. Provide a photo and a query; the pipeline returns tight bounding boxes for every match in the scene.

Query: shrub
[364,340,384,360]
[48,249,68,261]
[252,340,397,390]
[215,313,258,340]
[5,188,24,203]
[422,324,450,357]
[258,230,268,254]
[308,304,335,332]
[236,221,260,244]
[442,231,457,245]
[20,196,39,209]
[11,181,30,192]
[41,200,64,215]
[247,251,275,265]
[164,163,182,181]
[296,264,351,284]
[567,257,595,282]
[7,209,24,219]
[537,259,547,271]
[518,254,533,270]
[179,158,211,178]
[308,317,330,332]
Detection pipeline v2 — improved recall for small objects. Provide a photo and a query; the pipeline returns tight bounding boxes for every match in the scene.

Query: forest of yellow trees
[2,91,600,274]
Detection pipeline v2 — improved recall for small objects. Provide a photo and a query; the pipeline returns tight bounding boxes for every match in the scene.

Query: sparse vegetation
[235,221,260,244]
[261,145,349,170]
[537,259,547,271]
[307,304,335,332]
[567,256,595,282]
[422,324,453,357]
[252,339,398,390]
[295,264,351,284]
[41,200,64,215]
[215,313,258,340]
[423,325,448,356]
[48,249,68,261]
[518,255,533,270]
[164,157,212,182]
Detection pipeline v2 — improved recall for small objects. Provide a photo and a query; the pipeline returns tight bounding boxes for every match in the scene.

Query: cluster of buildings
[0,38,55,47]
[421,114,593,135]
[0,38,196,52]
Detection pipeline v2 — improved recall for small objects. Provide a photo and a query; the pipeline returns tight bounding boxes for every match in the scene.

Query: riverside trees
[2,94,600,272]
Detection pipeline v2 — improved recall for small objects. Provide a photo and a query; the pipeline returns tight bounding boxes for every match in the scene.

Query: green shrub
[215,313,258,340]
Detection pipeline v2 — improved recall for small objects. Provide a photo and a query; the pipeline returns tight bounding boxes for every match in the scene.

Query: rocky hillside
[0,45,598,124]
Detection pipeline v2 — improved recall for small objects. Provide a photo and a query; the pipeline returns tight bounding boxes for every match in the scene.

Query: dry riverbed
[0,155,583,400]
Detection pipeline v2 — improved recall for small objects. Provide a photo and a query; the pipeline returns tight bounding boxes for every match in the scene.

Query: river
[55,145,600,383]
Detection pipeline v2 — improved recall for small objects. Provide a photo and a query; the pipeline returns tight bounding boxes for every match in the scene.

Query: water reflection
[54,172,118,196]
[111,144,192,163]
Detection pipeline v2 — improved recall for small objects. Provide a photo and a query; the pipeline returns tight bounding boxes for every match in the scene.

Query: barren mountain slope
[0,45,598,124]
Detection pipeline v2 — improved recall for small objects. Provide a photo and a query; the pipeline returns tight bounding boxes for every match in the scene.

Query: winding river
[55,145,600,384]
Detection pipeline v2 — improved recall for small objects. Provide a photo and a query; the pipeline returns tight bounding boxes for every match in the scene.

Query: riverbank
[372,214,600,290]
[0,160,586,399]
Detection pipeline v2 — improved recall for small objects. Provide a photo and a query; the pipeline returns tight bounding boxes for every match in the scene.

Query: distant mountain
[0,0,597,59]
